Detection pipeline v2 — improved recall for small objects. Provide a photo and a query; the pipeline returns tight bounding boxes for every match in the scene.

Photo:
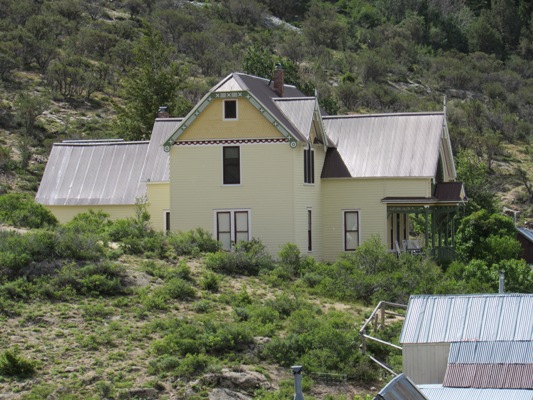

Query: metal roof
[448,341,533,364]
[374,374,429,400]
[36,141,149,206]
[322,113,444,178]
[443,341,533,389]
[418,384,533,400]
[400,294,533,344]
[272,97,317,141]
[144,118,181,182]
[36,120,173,206]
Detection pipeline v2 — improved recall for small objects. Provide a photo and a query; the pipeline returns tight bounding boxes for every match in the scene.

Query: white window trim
[221,145,242,186]
[343,209,361,252]
[213,209,252,249]
[223,99,238,121]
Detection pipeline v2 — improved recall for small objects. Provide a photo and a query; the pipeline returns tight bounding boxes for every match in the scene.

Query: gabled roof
[163,72,311,149]
[36,119,176,206]
[322,112,446,178]
[374,374,429,400]
[400,294,533,344]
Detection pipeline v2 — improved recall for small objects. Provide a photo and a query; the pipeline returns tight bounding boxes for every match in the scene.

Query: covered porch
[383,182,466,263]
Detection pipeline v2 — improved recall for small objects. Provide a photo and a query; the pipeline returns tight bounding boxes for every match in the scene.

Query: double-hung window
[223,146,240,185]
[216,210,250,250]
[344,210,360,251]
[304,146,314,184]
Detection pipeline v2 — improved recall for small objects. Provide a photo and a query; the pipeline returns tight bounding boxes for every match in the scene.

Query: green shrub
[199,271,220,292]
[54,228,105,261]
[63,210,113,236]
[205,239,274,276]
[0,347,35,377]
[0,193,58,228]
[163,278,196,300]
[167,228,220,256]
[175,353,214,378]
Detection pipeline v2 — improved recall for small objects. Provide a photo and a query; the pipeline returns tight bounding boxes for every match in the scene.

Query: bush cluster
[0,193,58,229]
[204,239,274,275]
[0,347,35,377]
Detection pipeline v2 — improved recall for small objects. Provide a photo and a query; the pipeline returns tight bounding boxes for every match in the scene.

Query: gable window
[223,146,240,185]
[304,146,314,184]
[216,210,250,250]
[344,210,360,251]
[224,99,237,120]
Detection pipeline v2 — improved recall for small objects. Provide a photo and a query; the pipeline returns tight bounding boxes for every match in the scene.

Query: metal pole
[292,366,304,400]
[499,271,505,294]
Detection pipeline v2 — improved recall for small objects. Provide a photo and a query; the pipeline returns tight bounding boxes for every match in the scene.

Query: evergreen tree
[114,23,189,140]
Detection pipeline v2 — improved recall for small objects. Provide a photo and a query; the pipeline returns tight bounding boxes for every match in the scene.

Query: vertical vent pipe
[292,366,304,400]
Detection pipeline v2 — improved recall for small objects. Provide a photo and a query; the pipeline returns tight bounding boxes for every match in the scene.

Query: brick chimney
[273,63,284,97]
[158,106,170,118]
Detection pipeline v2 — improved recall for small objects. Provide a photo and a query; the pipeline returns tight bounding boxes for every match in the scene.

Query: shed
[400,294,533,384]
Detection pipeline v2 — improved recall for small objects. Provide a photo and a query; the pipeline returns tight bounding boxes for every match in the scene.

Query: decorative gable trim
[176,138,288,146]
[163,91,300,151]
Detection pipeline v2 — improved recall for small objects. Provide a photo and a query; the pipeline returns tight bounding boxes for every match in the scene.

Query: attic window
[224,99,237,120]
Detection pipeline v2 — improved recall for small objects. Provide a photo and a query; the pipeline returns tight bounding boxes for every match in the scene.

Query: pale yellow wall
[146,182,170,232]
[169,142,297,255]
[179,98,285,141]
[292,143,326,259]
[321,178,430,262]
[44,205,136,224]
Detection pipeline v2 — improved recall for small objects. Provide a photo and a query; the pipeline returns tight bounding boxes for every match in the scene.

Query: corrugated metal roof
[400,294,533,344]
[36,119,173,206]
[448,341,533,364]
[322,113,444,178]
[443,341,533,389]
[418,384,533,400]
[444,364,533,389]
[273,97,316,140]
[374,374,429,400]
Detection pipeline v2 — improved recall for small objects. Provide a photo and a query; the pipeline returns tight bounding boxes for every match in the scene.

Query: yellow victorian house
[37,69,465,262]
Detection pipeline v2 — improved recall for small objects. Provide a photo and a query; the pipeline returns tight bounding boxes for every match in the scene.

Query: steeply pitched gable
[163,73,311,150]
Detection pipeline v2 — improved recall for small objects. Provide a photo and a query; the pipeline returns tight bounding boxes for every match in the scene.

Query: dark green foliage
[166,228,221,256]
[0,347,35,377]
[262,310,375,380]
[199,271,220,292]
[0,193,58,228]
[114,23,190,140]
[455,210,519,263]
[204,239,274,276]
[299,236,443,304]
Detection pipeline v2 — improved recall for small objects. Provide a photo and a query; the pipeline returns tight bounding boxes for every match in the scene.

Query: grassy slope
[0,252,378,399]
